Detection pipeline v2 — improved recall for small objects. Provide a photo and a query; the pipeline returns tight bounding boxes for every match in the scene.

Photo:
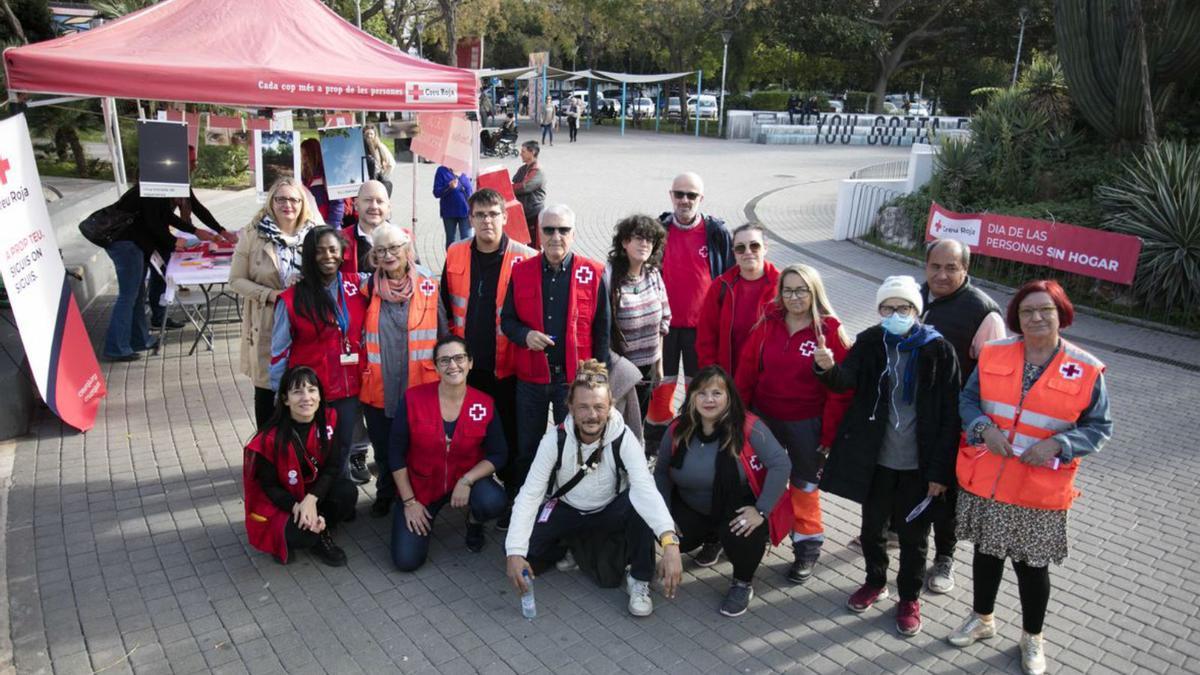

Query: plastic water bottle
[520,570,537,619]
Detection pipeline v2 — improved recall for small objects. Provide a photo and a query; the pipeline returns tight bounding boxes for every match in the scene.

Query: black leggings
[672,491,767,584]
[283,479,359,553]
[972,548,1051,634]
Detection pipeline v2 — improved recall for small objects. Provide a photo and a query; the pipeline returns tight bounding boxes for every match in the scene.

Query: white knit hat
[876,275,923,314]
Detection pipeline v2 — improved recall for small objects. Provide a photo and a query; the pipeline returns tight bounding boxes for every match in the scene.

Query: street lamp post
[1012,7,1030,85]
[718,30,733,139]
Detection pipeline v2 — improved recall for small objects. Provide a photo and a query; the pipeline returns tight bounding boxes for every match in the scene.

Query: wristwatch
[659,532,680,548]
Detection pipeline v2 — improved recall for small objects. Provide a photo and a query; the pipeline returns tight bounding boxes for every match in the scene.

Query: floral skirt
[955,490,1069,567]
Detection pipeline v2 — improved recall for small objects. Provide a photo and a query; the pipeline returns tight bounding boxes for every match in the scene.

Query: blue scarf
[882,323,942,404]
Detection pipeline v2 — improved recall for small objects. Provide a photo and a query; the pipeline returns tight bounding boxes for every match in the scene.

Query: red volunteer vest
[669,413,792,546]
[243,409,338,563]
[509,253,603,383]
[404,383,495,505]
[279,275,367,401]
[956,337,1104,511]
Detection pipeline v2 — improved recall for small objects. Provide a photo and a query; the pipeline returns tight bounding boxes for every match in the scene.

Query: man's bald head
[356,180,391,230]
[924,238,970,298]
[669,172,705,224]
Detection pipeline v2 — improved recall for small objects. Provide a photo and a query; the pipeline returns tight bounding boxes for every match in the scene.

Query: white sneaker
[948,612,996,647]
[625,574,653,617]
[1020,632,1047,675]
[927,555,955,594]
[555,551,578,572]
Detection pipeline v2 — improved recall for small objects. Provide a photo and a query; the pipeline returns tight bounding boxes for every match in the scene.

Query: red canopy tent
[3,0,477,111]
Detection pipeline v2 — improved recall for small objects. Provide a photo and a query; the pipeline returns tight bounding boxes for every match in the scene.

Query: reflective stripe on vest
[444,238,535,379]
[956,338,1104,511]
[359,270,442,407]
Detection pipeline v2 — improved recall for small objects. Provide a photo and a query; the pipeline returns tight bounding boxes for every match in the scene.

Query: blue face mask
[881,313,915,336]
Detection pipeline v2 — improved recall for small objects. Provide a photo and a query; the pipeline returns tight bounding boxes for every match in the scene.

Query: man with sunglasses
[501,204,610,502]
[442,189,536,520]
[648,173,734,452]
[697,223,780,377]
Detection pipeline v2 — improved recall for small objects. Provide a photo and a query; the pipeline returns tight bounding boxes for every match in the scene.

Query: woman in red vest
[948,280,1112,675]
[695,223,779,377]
[735,263,852,585]
[653,366,792,617]
[389,336,508,572]
[243,366,357,567]
[270,226,368,491]
[358,224,446,518]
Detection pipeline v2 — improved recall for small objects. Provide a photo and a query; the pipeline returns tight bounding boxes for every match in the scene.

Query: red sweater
[735,312,852,447]
[696,263,780,374]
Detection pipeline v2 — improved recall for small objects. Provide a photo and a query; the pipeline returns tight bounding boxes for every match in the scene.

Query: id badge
[340,352,360,365]
[537,499,558,523]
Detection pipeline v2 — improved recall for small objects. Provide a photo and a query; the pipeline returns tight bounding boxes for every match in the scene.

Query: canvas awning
[591,70,696,84]
[3,0,477,111]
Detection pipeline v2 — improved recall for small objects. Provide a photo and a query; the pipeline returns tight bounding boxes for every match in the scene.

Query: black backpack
[78,204,135,248]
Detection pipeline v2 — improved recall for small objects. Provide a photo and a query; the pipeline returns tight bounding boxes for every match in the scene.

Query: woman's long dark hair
[293,226,345,328]
[670,365,747,465]
[266,366,332,464]
[607,214,666,354]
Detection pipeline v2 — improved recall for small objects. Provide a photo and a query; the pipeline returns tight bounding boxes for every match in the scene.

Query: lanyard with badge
[332,272,359,366]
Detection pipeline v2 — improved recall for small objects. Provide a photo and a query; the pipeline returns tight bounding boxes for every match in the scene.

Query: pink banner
[411,112,475,175]
[925,202,1142,285]
[476,165,529,245]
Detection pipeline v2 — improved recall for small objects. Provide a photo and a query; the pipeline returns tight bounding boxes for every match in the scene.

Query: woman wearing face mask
[812,275,961,638]
[735,264,852,585]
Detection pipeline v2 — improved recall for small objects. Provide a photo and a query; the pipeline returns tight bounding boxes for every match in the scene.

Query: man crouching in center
[505,359,683,616]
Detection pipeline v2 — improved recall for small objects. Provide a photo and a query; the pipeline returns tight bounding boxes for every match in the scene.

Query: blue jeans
[540,124,553,144]
[514,377,569,492]
[148,267,167,325]
[441,217,473,249]
[391,477,507,571]
[102,240,153,358]
[327,397,363,485]
[363,404,395,502]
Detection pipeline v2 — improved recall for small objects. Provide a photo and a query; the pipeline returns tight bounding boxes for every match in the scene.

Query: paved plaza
[3,124,1199,674]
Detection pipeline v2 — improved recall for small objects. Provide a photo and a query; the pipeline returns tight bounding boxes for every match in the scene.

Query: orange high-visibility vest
[443,237,535,379]
[359,266,441,408]
[956,336,1104,511]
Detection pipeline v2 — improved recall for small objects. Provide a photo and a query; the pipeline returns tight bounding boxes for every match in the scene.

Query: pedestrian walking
[433,165,474,248]
[512,141,546,246]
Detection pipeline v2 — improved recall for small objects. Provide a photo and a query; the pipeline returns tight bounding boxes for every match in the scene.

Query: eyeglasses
[671,190,700,200]
[878,304,916,317]
[273,196,302,205]
[376,245,406,258]
[780,287,811,299]
[542,226,573,237]
[574,372,608,385]
[435,353,470,367]
[734,241,763,255]
[471,210,504,221]
[1018,306,1058,320]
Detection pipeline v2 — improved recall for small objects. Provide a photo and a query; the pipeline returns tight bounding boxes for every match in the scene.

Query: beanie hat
[876,275,923,314]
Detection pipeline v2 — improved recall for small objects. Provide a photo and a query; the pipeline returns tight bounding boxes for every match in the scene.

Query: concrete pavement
[4,123,1197,674]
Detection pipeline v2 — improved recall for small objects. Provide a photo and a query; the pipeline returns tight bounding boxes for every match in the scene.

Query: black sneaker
[349,453,371,484]
[312,531,347,567]
[370,497,393,518]
[465,521,485,553]
[719,581,754,617]
[693,542,721,567]
[150,317,185,329]
[495,511,511,532]
[787,558,816,584]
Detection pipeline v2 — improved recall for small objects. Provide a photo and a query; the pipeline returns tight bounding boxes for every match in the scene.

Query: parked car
[687,95,718,120]
[666,96,682,119]
[628,97,655,117]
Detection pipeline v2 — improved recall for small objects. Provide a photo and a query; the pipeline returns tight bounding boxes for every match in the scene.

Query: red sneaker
[846,584,889,613]
[896,599,922,636]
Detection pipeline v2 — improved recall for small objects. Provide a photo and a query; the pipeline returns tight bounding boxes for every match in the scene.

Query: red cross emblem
[698,245,709,259]
[748,454,763,472]
[1059,362,1082,380]
[933,216,943,233]
[575,266,594,285]
[0,156,10,185]
[511,255,523,267]
[468,403,488,421]
[342,281,358,297]
[408,83,422,101]
[420,279,437,296]
[799,340,816,357]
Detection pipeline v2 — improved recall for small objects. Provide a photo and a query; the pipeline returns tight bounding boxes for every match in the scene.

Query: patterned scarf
[256,215,313,285]
[373,266,413,304]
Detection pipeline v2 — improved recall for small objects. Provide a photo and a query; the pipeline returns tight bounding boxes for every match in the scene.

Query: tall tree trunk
[0,0,27,44]
[439,0,458,66]
[1132,1,1157,144]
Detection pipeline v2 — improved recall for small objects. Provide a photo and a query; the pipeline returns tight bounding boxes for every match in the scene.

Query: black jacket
[920,278,1000,382]
[816,325,961,505]
[114,185,223,257]
[657,212,733,279]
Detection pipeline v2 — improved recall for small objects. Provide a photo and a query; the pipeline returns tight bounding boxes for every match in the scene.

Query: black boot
[787,539,821,584]
[312,530,347,567]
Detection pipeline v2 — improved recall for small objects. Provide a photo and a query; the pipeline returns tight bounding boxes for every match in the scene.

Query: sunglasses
[671,190,700,200]
[734,241,763,254]
[541,226,573,237]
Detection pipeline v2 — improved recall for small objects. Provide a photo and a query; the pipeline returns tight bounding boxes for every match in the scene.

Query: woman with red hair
[948,280,1112,675]
[300,138,345,228]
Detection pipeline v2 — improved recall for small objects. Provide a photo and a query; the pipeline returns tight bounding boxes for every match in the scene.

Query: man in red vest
[500,204,610,518]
